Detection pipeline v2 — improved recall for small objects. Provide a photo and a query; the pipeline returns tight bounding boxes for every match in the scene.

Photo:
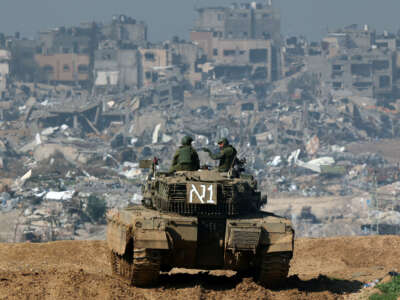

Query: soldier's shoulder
[224,145,235,153]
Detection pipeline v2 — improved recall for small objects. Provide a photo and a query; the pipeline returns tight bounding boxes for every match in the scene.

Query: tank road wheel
[130,248,161,286]
[110,250,120,275]
[109,249,134,280]
[257,252,291,289]
[120,248,134,280]
[110,247,160,286]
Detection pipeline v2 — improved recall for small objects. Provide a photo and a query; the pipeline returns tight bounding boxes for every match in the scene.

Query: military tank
[107,159,294,288]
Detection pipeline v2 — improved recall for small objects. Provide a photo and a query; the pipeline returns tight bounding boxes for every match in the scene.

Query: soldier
[170,135,200,172]
[203,138,237,172]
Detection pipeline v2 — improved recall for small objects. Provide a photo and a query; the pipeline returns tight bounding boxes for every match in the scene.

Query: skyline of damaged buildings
[1,1,400,144]
[1,3,400,105]
[0,1,284,98]
[4,1,400,241]
[2,1,400,135]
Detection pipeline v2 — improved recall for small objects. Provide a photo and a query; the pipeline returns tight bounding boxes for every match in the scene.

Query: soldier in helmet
[170,135,200,172]
[203,138,237,172]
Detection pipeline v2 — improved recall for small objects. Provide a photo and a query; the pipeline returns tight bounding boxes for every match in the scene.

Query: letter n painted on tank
[190,184,206,203]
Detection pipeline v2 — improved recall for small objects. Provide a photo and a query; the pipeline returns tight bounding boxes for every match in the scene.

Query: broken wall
[330,49,394,98]
[35,53,90,83]
[139,48,172,87]
[94,49,140,89]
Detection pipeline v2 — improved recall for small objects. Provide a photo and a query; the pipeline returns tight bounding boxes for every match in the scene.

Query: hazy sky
[0,0,399,41]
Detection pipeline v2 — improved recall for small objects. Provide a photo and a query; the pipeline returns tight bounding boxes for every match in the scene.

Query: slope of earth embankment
[1,236,399,299]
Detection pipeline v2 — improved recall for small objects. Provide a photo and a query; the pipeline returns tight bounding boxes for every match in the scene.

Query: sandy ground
[0,236,399,299]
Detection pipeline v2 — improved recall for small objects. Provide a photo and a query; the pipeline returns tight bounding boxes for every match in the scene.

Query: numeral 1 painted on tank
[186,183,217,205]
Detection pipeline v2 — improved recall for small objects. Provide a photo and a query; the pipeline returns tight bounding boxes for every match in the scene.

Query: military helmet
[217,137,229,145]
[181,135,194,145]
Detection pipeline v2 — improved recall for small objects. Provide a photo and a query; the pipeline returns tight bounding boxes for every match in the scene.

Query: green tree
[86,195,107,223]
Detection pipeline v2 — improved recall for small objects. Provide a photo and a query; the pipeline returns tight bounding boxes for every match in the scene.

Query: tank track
[110,248,161,286]
[258,252,291,288]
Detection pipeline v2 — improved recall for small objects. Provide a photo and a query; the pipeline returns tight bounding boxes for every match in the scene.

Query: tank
[107,160,294,288]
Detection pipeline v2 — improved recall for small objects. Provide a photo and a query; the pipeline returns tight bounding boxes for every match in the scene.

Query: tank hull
[107,205,294,286]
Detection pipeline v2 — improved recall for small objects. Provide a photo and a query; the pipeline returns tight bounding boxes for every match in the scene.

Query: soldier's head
[181,135,194,146]
[217,138,229,149]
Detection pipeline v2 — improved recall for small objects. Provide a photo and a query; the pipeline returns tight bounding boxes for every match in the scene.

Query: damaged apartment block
[330,49,395,99]
[191,0,283,83]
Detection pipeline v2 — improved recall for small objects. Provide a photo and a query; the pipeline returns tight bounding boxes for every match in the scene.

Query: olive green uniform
[170,145,200,172]
[207,144,237,172]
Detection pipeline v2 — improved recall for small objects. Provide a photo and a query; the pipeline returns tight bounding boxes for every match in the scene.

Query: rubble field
[2,31,400,242]
[0,236,399,299]
[347,139,400,164]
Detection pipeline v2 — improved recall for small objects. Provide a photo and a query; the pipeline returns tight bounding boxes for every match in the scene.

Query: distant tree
[86,195,107,223]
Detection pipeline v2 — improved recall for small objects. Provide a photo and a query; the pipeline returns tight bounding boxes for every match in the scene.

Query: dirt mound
[0,236,399,299]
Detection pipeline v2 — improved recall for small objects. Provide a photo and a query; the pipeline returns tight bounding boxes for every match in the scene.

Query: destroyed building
[320,24,400,100]
[38,25,94,56]
[7,38,41,82]
[330,48,395,98]
[323,24,375,58]
[139,46,173,87]
[93,37,201,102]
[11,16,148,88]
[94,43,141,90]
[0,49,10,97]
[35,53,90,86]
[193,0,280,43]
[341,24,376,49]
[191,1,282,83]
[283,36,306,76]
[211,39,276,81]
[165,40,205,87]
[101,15,148,47]
[375,32,398,51]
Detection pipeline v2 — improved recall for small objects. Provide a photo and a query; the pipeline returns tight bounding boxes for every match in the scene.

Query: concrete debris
[41,127,59,136]
[268,156,282,167]
[306,136,320,156]
[44,191,75,201]
[13,170,32,189]
[152,123,162,144]
[35,133,42,146]
[296,157,335,173]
